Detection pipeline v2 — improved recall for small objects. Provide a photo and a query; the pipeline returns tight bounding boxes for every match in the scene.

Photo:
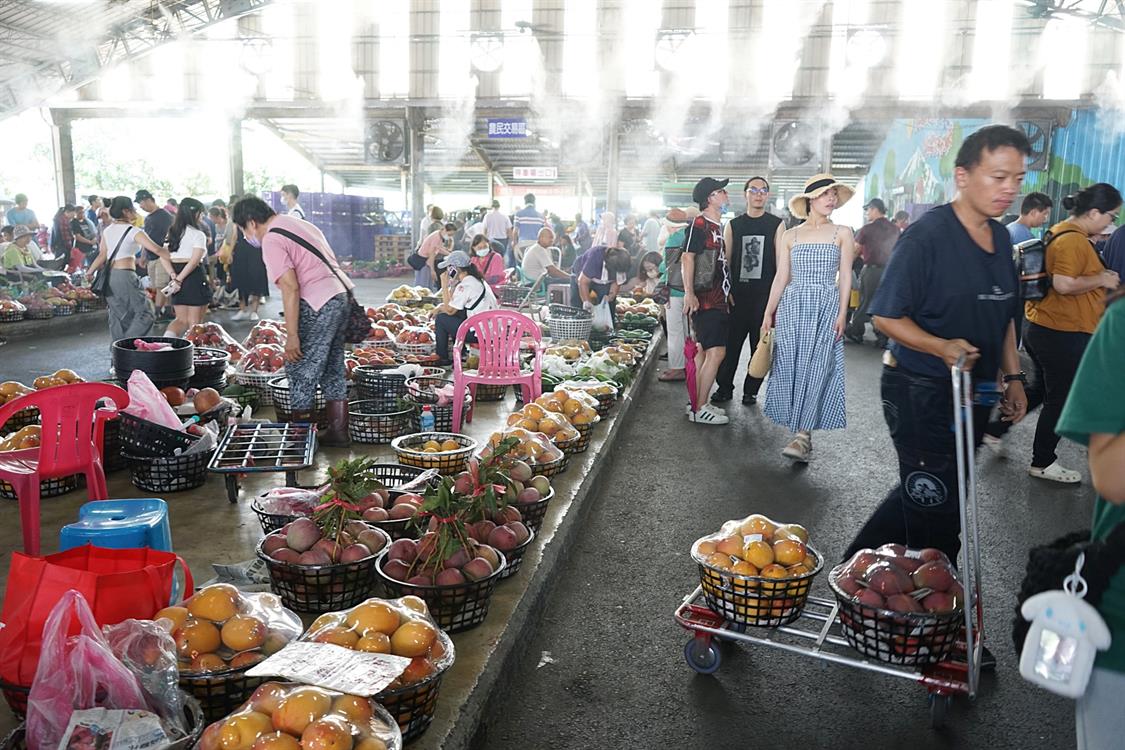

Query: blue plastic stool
[59,498,173,553]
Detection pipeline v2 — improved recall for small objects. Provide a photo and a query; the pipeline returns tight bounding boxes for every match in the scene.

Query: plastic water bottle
[420,405,435,432]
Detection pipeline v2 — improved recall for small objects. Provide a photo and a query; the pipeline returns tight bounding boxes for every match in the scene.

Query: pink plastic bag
[123,370,183,430]
[26,590,148,750]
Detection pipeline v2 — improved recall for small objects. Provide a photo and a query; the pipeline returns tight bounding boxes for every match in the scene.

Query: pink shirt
[261,214,351,311]
[418,229,449,259]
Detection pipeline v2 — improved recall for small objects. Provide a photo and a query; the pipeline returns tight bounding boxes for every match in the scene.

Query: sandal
[1029,462,1081,484]
[781,434,812,462]
[658,369,686,382]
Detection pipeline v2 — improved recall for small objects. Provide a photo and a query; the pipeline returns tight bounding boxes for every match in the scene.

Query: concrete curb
[0,309,106,339]
[433,334,663,750]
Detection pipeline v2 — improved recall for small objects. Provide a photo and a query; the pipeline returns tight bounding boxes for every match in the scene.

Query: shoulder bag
[267,227,370,344]
[668,221,720,294]
[90,226,134,298]
[1016,229,1085,302]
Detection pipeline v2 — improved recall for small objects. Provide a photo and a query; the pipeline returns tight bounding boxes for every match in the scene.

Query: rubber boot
[320,399,351,447]
[286,409,313,424]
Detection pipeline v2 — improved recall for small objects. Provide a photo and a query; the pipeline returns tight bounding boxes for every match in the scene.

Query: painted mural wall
[862,110,1125,225]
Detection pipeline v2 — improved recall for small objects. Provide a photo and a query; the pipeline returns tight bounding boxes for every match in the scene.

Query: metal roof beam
[254,117,350,187]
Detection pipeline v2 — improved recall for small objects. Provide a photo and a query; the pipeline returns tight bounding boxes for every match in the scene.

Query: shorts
[147,260,170,288]
[692,308,729,350]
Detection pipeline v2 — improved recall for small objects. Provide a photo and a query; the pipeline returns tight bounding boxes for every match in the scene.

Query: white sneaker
[1029,462,1081,484]
[982,434,1007,459]
[689,404,729,425]
[249,312,260,321]
[231,311,247,320]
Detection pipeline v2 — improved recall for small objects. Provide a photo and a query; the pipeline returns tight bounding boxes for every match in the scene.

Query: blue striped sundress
[762,238,847,432]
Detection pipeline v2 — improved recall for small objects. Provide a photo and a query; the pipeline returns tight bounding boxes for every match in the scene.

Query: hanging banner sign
[512,167,558,180]
[486,118,528,138]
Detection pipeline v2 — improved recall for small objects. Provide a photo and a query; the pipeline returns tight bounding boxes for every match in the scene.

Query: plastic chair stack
[0,381,129,555]
[452,310,544,432]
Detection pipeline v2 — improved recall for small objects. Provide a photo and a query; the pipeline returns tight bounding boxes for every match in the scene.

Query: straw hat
[788,174,855,219]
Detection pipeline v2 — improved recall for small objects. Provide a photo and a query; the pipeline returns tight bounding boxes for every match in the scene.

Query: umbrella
[684,317,699,413]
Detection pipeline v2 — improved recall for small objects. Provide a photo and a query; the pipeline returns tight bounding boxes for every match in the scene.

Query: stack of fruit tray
[207,422,318,503]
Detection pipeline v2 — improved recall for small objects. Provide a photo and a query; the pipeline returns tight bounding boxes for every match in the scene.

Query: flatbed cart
[207,421,319,503]
[674,358,985,729]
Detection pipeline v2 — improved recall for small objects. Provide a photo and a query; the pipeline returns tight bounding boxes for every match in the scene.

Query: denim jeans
[844,365,990,563]
[434,310,467,361]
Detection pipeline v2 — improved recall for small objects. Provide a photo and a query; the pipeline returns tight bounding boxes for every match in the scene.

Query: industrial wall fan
[366,120,406,164]
[769,120,823,171]
[1017,120,1052,171]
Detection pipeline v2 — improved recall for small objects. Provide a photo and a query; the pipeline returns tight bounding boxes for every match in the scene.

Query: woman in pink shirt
[416,223,453,290]
[232,196,355,446]
[468,233,507,295]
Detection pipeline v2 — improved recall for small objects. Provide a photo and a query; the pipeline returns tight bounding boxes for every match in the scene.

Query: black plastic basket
[547,303,590,320]
[471,382,508,401]
[2,693,204,749]
[101,415,125,472]
[250,497,307,534]
[376,646,452,743]
[0,406,38,432]
[392,433,477,476]
[24,309,52,320]
[124,449,212,493]
[0,473,79,501]
[257,529,391,613]
[349,401,414,444]
[829,566,964,666]
[51,305,74,317]
[531,453,568,478]
[179,668,268,723]
[0,309,24,323]
[357,463,437,539]
[189,347,230,390]
[376,551,506,633]
[355,370,408,409]
[513,487,555,533]
[497,284,530,306]
[697,546,823,628]
[268,376,327,427]
[117,412,197,458]
[498,527,536,580]
[75,299,98,313]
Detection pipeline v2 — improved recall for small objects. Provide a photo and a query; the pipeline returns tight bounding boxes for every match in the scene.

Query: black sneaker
[845,332,864,345]
[742,392,757,405]
[979,644,996,671]
[711,388,733,404]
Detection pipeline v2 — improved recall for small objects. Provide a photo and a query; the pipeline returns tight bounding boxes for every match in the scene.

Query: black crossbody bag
[268,227,370,343]
[90,227,134,298]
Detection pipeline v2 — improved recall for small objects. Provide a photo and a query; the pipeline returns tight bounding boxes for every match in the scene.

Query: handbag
[267,227,370,344]
[90,226,134,298]
[0,544,192,689]
[407,251,428,271]
[748,328,774,379]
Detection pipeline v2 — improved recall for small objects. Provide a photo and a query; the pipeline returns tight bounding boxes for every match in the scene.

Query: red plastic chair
[0,382,129,556]
[452,310,543,432]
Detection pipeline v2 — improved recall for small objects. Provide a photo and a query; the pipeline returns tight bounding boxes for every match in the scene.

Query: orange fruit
[390,620,437,657]
[187,584,240,622]
[773,538,807,567]
[743,540,774,569]
[345,600,401,636]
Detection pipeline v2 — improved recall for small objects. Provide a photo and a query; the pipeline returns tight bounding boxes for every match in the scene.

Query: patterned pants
[287,294,347,409]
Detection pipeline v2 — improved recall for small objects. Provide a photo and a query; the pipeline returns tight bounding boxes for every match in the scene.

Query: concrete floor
[0,280,1092,748]
[479,341,1089,750]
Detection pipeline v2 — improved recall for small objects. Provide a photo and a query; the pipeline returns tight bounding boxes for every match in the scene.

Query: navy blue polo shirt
[870,203,1019,379]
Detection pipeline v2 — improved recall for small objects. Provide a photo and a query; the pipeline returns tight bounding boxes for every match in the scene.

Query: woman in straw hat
[760,174,856,461]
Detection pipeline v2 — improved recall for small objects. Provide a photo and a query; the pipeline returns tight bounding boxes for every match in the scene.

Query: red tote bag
[0,544,192,687]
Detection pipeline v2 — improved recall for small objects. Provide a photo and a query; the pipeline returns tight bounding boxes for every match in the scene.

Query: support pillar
[408,107,426,248]
[49,110,76,207]
[605,123,621,215]
[229,120,245,197]
[488,170,496,202]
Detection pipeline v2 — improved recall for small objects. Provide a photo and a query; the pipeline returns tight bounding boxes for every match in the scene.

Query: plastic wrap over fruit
[554,379,618,399]
[161,585,302,676]
[238,343,286,374]
[830,545,964,615]
[196,681,402,750]
[186,322,248,363]
[395,325,434,346]
[261,519,392,567]
[691,513,818,582]
[256,487,323,516]
[243,319,287,348]
[484,427,564,465]
[102,618,188,736]
[301,597,455,685]
[542,388,600,426]
[504,403,581,443]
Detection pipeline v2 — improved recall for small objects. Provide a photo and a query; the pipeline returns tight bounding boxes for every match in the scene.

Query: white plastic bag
[591,300,613,332]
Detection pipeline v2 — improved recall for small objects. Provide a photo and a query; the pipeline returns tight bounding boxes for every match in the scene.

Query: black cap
[134,190,153,202]
[863,198,886,214]
[692,177,729,205]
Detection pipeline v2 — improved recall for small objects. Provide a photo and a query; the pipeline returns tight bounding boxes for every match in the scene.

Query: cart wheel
[684,637,721,674]
[225,475,239,504]
[928,693,950,729]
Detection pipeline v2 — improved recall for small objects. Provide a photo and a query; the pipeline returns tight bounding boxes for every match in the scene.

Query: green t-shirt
[1,242,34,270]
[1056,300,1125,672]
[659,227,686,299]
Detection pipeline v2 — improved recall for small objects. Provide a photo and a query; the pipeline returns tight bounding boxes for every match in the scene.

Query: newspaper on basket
[57,708,176,750]
[246,641,411,696]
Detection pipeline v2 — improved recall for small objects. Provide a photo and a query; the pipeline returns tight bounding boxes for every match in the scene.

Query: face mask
[646,269,659,278]
[475,248,490,257]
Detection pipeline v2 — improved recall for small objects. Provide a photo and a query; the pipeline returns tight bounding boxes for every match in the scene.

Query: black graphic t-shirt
[870,203,1019,379]
[728,212,782,302]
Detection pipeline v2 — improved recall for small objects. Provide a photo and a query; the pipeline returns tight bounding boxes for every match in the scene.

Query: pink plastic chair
[0,382,129,556]
[452,310,543,432]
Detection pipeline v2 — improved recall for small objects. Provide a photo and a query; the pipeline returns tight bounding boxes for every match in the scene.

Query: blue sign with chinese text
[486,118,527,138]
